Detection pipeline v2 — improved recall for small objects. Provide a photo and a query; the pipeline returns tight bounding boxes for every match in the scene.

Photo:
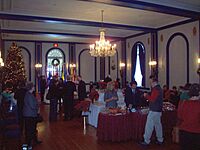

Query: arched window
[132,42,145,86]
[46,49,64,78]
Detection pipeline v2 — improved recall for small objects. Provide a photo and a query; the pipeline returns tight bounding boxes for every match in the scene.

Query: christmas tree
[4,42,27,90]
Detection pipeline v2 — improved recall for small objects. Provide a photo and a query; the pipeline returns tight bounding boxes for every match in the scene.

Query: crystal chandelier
[89,10,116,57]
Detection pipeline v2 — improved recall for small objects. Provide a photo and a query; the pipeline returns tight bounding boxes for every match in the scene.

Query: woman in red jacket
[177,83,200,150]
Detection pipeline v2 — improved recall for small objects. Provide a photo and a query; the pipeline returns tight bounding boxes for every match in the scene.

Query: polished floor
[30,104,180,150]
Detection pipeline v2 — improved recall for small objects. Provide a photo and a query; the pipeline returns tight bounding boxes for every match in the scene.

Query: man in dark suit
[40,75,47,103]
[124,81,141,109]
[63,76,76,120]
[77,76,86,101]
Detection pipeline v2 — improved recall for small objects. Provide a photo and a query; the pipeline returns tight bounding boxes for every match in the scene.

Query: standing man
[140,75,164,146]
[40,75,47,103]
[124,81,141,109]
[63,76,76,120]
[77,76,86,101]
[48,75,59,122]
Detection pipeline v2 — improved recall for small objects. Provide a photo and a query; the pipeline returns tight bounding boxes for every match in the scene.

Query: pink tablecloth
[97,111,176,142]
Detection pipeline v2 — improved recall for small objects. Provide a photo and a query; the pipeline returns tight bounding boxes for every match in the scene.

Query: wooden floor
[32,104,180,150]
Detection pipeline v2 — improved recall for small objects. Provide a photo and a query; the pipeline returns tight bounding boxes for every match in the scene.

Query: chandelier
[89,10,116,57]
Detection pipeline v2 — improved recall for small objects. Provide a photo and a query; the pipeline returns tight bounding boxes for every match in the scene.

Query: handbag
[36,114,43,123]
[46,90,51,100]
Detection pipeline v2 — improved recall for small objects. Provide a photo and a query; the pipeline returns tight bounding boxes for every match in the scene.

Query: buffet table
[97,110,177,142]
[88,90,125,128]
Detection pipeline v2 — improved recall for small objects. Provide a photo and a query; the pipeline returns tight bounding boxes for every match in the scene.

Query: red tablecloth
[97,111,177,142]
[97,113,131,142]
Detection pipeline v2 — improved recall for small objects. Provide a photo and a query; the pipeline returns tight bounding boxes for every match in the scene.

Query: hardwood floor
[32,104,180,150]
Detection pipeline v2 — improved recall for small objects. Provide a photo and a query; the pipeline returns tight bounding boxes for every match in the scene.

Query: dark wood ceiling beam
[1,29,122,40]
[0,12,155,32]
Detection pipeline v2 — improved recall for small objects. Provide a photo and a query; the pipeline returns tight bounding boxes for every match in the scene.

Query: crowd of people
[0,74,199,150]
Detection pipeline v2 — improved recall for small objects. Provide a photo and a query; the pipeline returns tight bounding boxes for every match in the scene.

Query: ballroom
[0,0,200,150]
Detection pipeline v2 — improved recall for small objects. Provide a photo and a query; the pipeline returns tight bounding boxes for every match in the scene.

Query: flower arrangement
[74,100,91,112]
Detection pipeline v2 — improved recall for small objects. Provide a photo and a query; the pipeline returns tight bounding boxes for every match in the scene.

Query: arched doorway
[46,48,65,79]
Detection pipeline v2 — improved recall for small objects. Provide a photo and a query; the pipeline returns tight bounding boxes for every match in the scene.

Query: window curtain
[139,44,145,86]
[131,44,137,81]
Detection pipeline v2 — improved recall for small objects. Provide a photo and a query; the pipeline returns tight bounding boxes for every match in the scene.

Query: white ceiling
[0,0,199,43]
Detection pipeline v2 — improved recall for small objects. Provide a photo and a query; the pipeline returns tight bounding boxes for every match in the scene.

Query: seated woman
[177,83,200,150]
[104,82,118,108]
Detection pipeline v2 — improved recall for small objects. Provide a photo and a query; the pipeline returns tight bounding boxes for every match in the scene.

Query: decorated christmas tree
[4,42,27,90]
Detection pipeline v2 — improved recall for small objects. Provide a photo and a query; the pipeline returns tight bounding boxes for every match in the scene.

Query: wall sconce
[197,58,200,76]
[119,62,125,68]
[198,58,200,64]
[119,62,125,79]
[149,60,157,66]
[69,63,76,68]
[35,63,42,93]
[35,63,42,68]
[0,51,4,67]
[149,60,158,75]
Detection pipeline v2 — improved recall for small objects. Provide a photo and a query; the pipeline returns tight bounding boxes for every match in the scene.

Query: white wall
[76,44,96,82]
[158,21,199,88]
[126,33,152,87]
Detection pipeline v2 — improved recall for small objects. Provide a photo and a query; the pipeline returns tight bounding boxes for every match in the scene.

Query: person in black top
[63,76,76,120]
[57,78,64,113]
[48,75,59,121]
[40,75,47,103]
[124,81,141,109]
[14,81,27,133]
[77,76,86,101]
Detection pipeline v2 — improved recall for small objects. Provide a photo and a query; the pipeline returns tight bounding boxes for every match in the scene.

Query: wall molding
[166,32,189,86]
[78,49,97,81]
[0,12,155,32]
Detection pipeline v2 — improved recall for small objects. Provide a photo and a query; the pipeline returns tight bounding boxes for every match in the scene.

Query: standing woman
[104,81,118,108]
[23,82,42,148]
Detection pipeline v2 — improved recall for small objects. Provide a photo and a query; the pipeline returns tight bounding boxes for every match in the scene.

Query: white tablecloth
[88,90,126,128]
[88,102,105,127]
